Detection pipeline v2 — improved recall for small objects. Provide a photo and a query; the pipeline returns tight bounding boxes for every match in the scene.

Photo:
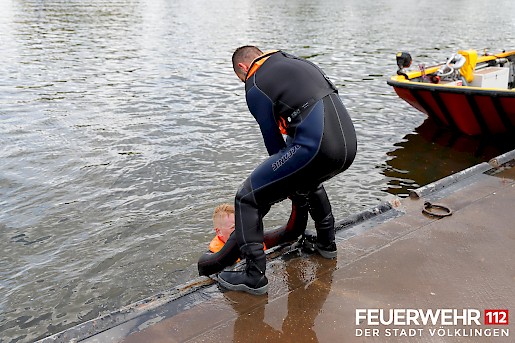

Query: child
[199,202,301,276]
[209,203,235,253]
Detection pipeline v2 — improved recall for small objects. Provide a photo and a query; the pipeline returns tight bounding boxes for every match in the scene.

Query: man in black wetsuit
[218,46,357,295]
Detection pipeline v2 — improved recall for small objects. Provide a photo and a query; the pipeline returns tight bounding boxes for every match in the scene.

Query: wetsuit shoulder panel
[246,80,286,155]
[250,52,337,122]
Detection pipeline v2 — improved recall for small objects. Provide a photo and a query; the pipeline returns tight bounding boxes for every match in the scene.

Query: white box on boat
[470,67,509,89]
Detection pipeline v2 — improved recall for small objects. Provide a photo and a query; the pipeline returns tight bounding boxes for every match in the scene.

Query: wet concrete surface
[41,159,515,343]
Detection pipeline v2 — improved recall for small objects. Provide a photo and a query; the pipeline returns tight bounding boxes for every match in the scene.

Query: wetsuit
[236,51,357,261]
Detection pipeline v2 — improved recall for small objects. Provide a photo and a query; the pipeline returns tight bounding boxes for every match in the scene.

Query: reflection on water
[0,0,514,342]
[382,119,515,196]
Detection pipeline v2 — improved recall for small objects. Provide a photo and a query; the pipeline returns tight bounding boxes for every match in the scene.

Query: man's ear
[215,227,221,236]
[238,62,249,73]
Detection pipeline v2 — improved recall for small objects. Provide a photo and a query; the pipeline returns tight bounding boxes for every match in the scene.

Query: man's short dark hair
[232,45,263,76]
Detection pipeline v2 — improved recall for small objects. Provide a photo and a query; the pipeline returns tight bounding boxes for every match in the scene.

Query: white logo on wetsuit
[272,145,301,171]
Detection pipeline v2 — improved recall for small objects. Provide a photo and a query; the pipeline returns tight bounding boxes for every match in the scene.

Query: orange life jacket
[209,235,225,253]
[209,235,267,253]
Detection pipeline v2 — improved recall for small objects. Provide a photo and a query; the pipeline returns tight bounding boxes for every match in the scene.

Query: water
[1,0,514,341]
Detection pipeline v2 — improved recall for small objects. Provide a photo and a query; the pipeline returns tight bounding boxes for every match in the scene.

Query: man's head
[232,45,263,82]
[213,203,235,243]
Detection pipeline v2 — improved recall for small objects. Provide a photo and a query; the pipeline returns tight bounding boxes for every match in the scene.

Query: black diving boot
[314,213,338,259]
[315,241,337,259]
[218,243,268,295]
[307,185,338,259]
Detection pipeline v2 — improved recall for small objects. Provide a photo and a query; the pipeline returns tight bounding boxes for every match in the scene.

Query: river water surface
[1,0,514,342]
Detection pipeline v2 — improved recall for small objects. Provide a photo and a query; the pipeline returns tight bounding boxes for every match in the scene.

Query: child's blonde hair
[213,203,234,223]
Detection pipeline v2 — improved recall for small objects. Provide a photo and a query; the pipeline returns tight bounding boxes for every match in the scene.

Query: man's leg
[218,178,270,295]
[307,184,337,259]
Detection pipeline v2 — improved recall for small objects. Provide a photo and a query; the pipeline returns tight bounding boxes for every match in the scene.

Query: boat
[387,50,515,135]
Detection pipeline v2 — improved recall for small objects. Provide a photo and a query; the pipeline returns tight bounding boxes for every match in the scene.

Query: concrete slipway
[39,150,515,343]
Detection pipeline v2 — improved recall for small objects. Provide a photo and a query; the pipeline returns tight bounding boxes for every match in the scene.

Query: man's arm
[246,85,286,155]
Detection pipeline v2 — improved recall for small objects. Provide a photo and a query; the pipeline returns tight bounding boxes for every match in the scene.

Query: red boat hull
[391,84,515,135]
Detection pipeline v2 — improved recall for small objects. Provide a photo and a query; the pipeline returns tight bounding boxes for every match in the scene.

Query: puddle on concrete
[488,161,515,180]
[109,253,338,343]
